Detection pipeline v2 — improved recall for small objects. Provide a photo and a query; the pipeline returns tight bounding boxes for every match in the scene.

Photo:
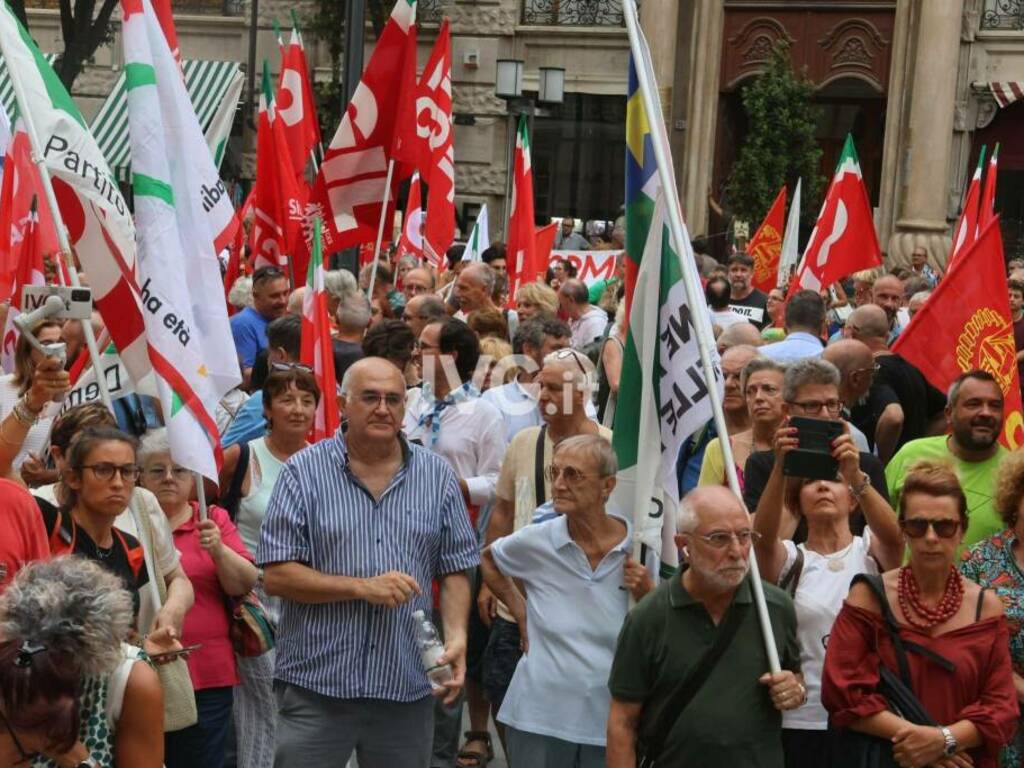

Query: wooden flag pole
[366,158,396,301]
[623,0,781,674]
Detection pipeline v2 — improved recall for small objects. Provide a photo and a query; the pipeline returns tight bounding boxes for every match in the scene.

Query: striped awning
[0,53,58,119]
[990,81,1024,109]
[91,59,241,182]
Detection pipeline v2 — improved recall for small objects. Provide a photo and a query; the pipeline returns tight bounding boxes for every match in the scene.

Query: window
[522,0,624,27]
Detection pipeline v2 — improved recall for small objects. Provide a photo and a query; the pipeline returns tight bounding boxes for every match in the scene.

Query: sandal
[456,730,493,768]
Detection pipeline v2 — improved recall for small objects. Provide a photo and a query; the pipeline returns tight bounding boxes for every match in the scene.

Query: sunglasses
[253,266,285,284]
[900,518,961,539]
[271,362,313,374]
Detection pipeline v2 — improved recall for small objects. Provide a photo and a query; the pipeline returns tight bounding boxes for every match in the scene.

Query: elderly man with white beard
[606,486,803,768]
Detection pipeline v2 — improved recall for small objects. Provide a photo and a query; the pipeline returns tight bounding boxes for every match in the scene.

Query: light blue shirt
[480,378,599,444]
[229,306,270,368]
[259,433,480,701]
[222,391,265,446]
[759,331,824,363]
[491,513,631,746]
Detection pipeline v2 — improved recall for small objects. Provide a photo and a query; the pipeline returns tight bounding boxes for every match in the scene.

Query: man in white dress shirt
[558,279,608,350]
[403,318,506,768]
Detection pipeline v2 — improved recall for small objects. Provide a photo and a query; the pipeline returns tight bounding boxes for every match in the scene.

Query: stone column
[887,0,965,265]
[639,0,680,128]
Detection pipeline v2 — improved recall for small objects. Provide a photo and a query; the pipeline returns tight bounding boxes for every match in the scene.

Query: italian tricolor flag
[300,217,340,442]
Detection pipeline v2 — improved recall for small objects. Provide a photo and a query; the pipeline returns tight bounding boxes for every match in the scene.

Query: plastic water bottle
[412,610,452,690]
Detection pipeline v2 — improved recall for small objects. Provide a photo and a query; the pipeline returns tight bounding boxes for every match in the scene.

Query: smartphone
[149,643,202,662]
[782,416,845,481]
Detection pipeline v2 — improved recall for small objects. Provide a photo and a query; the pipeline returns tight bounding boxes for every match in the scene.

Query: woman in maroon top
[822,461,1018,768]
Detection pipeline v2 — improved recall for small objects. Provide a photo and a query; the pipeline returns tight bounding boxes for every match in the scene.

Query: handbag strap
[779,547,805,598]
[643,591,750,761]
[221,442,251,521]
[534,425,547,506]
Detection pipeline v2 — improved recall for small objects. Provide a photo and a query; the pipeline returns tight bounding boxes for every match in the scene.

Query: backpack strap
[778,547,804,598]
[113,528,147,581]
[534,425,548,507]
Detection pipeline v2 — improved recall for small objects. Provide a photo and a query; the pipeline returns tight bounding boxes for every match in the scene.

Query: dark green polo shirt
[608,574,800,767]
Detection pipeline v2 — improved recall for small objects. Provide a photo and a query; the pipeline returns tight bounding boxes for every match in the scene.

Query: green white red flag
[462,204,489,263]
[0,1,144,381]
[300,217,340,442]
[309,0,417,254]
[950,145,985,267]
[1,195,47,372]
[254,60,306,274]
[979,143,999,230]
[788,134,880,297]
[121,0,242,479]
[506,115,538,306]
[394,19,454,258]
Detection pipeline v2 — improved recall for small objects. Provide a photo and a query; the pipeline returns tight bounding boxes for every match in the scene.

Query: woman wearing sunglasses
[0,557,163,768]
[959,451,1024,768]
[822,461,1018,768]
[752,422,903,768]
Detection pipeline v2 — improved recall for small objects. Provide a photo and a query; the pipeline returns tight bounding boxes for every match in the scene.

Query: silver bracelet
[12,397,40,426]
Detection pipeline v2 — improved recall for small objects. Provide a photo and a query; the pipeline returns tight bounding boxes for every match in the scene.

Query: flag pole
[366,158,396,300]
[623,0,780,673]
[194,472,209,522]
[0,23,164,614]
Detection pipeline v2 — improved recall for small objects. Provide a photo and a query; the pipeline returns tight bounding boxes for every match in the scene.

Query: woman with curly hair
[0,556,164,767]
[960,451,1024,767]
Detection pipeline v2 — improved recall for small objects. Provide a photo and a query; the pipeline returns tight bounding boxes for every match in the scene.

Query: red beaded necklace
[897,565,964,629]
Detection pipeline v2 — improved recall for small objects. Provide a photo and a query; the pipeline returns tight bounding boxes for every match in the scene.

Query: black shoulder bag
[534,425,548,506]
[635,599,750,768]
[829,574,956,768]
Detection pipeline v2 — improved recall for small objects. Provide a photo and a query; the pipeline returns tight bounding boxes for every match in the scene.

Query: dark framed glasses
[900,518,961,539]
[76,463,140,482]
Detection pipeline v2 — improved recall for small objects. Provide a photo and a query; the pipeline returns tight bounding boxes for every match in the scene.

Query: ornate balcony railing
[419,0,445,24]
[982,0,1024,30]
[522,0,624,27]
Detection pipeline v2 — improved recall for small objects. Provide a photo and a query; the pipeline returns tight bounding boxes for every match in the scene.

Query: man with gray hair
[558,278,608,349]
[455,262,499,319]
[334,291,371,382]
[402,293,448,341]
[743,357,889,529]
[716,321,764,354]
[607,485,802,767]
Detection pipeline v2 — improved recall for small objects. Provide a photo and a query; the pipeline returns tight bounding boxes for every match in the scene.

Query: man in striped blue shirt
[260,357,480,768]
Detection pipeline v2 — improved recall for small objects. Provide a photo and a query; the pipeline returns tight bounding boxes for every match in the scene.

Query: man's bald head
[677,485,746,533]
[721,344,759,371]
[340,356,405,396]
[822,339,873,373]
[847,304,890,342]
[717,322,763,352]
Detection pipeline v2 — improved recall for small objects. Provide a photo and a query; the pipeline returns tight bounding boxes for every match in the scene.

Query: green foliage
[726,41,824,230]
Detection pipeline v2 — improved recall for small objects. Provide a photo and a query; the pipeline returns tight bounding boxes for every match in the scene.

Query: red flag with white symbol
[277,24,322,185]
[950,146,984,269]
[396,171,424,262]
[506,116,538,307]
[395,18,454,258]
[307,0,417,255]
[1,195,48,372]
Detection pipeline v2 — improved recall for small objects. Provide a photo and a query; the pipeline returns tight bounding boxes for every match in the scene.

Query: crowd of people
[0,225,1022,768]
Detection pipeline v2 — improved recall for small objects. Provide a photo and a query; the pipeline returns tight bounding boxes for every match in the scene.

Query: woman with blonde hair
[514,282,559,321]
[477,337,514,391]
[960,450,1024,767]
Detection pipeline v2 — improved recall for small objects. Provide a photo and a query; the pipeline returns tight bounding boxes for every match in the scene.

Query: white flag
[462,204,490,262]
[122,0,241,479]
[778,177,801,286]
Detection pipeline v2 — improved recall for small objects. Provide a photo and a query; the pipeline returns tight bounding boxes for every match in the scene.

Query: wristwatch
[940,726,957,756]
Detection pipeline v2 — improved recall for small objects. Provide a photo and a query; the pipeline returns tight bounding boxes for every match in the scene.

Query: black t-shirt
[849,381,901,452]
[333,339,364,384]
[35,497,149,618]
[742,449,889,542]
[729,289,769,329]
[874,354,946,450]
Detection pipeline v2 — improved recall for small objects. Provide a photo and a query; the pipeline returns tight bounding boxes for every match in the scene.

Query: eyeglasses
[550,348,589,377]
[900,518,961,539]
[354,391,404,409]
[271,362,313,373]
[413,341,440,352]
[0,707,30,763]
[253,266,285,284]
[144,465,191,481]
[544,465,599,484]
[76,463,140,482]
[851,364,881,377]
[695,529,761,549]
[789,399,842,416]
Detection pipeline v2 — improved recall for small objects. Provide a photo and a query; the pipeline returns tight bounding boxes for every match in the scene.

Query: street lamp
[495,62,566,231]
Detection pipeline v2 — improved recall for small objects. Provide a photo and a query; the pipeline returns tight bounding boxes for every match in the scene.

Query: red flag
[893,217,1024,450]
[254,61,306,277]
[979,143,998,231]
[276,25,322,185]
[151,0,181,63]
[2,196,48,371]
[308,0,417,255]
[534,222,557,267]
[788,135,880,298]
[223,189,253,315]
[396,171,424,262]
[950,146,985,267]
[749,186,785,293]
[300,218,340,441]
[394,19,454,258]
[0,127,59,302]
[506,116,537,307]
